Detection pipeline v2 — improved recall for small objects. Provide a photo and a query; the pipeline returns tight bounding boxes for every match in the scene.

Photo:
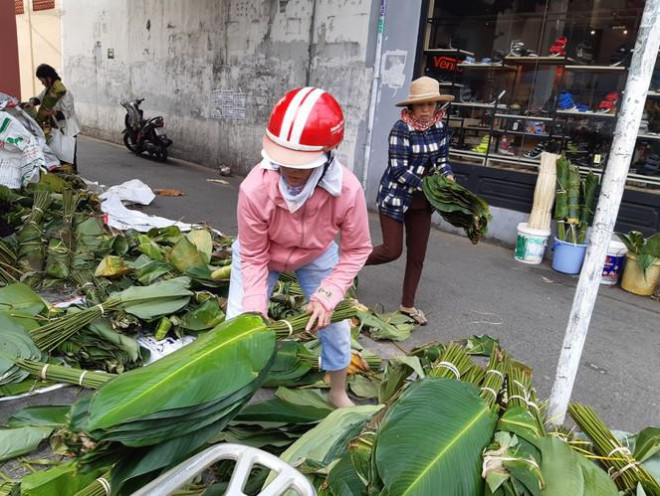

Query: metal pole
[547,0,660,426]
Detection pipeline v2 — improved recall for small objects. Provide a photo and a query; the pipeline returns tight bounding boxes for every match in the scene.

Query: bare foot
[329,390,355,408]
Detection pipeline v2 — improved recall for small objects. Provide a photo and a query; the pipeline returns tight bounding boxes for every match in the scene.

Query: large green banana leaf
[82,313,272,431]
[280,405,383,468]
[20,462,107,496]
[236,387,332,424]
[0,282,47,315]
[538,437,618,496]
[0,426,53,461]
[375,378,497,496]
[6,405,70,428]
[113,276,193,320]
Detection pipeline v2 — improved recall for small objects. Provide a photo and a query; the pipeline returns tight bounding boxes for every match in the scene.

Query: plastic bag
[48,128,76,163]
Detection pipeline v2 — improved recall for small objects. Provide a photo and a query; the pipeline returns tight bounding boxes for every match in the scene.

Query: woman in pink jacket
[226,87,372,408]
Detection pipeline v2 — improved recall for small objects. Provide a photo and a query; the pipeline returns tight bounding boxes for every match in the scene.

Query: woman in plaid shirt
[366,77,455,325]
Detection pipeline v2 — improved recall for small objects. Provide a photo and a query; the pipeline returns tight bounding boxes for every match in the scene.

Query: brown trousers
[366,192,433,308]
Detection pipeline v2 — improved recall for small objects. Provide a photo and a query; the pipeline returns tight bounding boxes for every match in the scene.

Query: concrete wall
[359,0,423,205]
[0,0,22,97]
[15,0,63,100]
[61,0,376,173]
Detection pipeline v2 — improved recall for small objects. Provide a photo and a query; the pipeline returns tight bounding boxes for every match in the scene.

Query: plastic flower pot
[620,253,660,296]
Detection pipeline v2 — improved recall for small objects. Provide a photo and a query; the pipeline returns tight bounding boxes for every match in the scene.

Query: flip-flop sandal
[400,307,428,326]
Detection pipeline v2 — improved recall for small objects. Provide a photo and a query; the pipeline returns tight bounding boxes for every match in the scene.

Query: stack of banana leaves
[422,173,492,245]
[554,156,599,244]
[1,329,660,495]
[0,302,362,495]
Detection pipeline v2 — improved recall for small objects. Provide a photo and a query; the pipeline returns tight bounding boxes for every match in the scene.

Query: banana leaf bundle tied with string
[554,156,599,244]
[422,174,492,244]
[16,189,53,274]
[64,300,360,494]
[29,276,195,352]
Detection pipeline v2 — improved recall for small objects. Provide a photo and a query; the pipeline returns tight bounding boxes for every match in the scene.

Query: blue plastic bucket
[551,237,588,274]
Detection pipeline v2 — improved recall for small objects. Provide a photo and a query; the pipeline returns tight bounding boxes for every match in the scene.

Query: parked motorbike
[121,98,172,161]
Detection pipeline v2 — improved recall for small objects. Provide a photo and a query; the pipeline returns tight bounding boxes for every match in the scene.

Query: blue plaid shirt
[376,119,453,222]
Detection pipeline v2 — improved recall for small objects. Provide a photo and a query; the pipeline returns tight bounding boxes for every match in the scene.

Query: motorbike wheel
[123,133,141,153]
[157,146,168,162]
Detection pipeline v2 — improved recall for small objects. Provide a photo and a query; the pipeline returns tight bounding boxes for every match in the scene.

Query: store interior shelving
[421,0,660,190]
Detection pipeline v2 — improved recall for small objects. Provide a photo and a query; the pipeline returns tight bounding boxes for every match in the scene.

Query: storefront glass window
[422,0,659,191]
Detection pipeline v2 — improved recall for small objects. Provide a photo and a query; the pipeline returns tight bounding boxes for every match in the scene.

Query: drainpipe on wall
[26,0,36,96]
[361,0,387,189]
[305,0,319,86]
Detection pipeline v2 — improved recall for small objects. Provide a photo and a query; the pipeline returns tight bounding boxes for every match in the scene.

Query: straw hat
[396,76,455,107]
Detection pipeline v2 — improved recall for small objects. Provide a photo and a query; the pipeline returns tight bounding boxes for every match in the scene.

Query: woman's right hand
[305,301,332,333]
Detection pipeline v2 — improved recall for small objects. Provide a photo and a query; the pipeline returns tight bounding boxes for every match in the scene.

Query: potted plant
[551,156,599,274]
[616,230,660,295]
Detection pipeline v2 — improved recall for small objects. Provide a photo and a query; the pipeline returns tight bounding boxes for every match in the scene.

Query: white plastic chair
[130,443,317,496]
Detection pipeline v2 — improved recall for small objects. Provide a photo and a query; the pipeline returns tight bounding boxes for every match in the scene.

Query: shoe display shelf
[421,2,660,191]
[433,51,632,181]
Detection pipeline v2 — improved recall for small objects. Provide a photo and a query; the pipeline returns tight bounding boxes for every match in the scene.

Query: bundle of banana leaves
[62,302,359,494]
[554,156,599,244]
[422,174,492,244]
[29,276,194,352]
[16,189,52,275]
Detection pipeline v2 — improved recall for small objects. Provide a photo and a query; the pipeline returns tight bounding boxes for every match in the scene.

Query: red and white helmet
[262,87,344,168]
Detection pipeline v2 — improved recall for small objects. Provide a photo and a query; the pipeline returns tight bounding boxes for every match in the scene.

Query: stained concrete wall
[15,0,63,101]
[61,0,376,173]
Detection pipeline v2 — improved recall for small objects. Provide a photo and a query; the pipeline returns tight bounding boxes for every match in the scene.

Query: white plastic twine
[481,387,498,399]
[276,320,294,337]
[96,477,111,495]
[78,370,88,386]
[485,369,504,379]
[95,304,105,316]
[40,364,50,380]
[437,361,461,379]
[609,462,640,480]
[607,446,633,458]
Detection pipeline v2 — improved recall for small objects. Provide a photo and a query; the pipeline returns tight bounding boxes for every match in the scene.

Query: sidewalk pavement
[10,135,659,432]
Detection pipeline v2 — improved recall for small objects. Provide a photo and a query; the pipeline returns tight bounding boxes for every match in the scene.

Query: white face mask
[260,151,343,213]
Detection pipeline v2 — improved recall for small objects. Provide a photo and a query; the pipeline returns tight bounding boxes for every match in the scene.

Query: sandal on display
[400,307,428,326]
[549,36,568,57]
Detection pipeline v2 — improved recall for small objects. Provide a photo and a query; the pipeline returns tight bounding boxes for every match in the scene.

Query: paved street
[5,135,658,432]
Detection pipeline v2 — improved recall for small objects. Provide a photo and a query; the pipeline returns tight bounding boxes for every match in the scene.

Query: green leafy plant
[554,157,599,244]
[616,231,660,277]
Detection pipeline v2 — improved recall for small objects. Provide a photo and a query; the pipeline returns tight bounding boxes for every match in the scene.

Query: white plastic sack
[48,128,76,163]
[0,110,43,189]
[100,193,194,232]
[99,178,156,205]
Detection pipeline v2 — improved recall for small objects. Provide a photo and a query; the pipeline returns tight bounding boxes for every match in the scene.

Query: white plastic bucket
[514,223,551,265]
[601,236,628,285]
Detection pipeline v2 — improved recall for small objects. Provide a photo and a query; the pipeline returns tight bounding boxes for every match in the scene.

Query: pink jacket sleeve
[310,186,372,311]
[237,188,271,316]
